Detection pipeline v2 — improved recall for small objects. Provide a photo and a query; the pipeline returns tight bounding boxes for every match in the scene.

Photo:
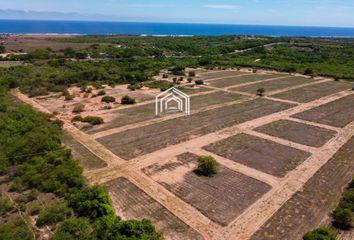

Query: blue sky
[0,0,354,27]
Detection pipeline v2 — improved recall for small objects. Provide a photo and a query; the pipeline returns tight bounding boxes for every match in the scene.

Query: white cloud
[203,4,241,10]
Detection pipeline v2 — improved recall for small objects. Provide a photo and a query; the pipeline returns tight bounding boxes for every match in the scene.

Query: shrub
[303,227,336,240]
[162,73,169,78]
[51,218,92,240]
[71,115,83,123]
[97,90,106,96]
[195,80,204,85]
[127,83,143,91]
[28,201,41,216]
[0,197,15,216]
[333,206,353,230]
[257,88,266,96]
[27,189,39,202]
[121,95,136,105]
[173,77,178,84]
[81,116,104,125]
[72,103,85,113]
[189,71,196,77]
[304,68,314,75]
[63,89,74,101]
[187,77,193,83]
[101,96,116,103]
[195,156,219,177]
[36,200,72,227]
[253,69,258,73]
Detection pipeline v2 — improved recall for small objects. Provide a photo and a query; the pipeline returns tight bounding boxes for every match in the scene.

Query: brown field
[143,153,271,226]
[271,80,353,102]
[97,99,294,160]
[254,120,337,147]
[105,177,204,240]
[62,131,107,170]
[198,71,246,80]
[204,133,311,177]
[293,94,354,128]
[250,136,354,240]
[209,74,284,88]
[231,76,316,94]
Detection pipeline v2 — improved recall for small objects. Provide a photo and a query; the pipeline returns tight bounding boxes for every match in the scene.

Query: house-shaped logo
[155,87,190,116]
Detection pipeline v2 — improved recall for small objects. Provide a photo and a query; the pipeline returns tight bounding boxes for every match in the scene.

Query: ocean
[0,19,354,37]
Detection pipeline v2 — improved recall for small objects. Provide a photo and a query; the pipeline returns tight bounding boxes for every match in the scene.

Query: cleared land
[250,136,354,240]
[97,99,294,160]
[105,177,204,240]
[293,94,354,128]
[198,71,246,80]
[254,120,337,147]
[272,80,353,102]
[209,74,284,88]
[231,76,316,94]
[86,91,244,134]
[143,153,271,226]
[62,131,107,170]
[203,133,311,177]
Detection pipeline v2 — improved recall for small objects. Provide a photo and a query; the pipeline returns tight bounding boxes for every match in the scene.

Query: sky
[0,0,354,27]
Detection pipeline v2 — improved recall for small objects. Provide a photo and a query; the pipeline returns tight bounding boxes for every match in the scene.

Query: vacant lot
[105,177,204,240]
[293,94,354,128]
[231,76,315,94]
[143,153,271,226]
[0,61,24,68]
[251,136,354,240]
[97,99,294,160]
[209,74,284,88]
[62,131,107,170]
[86,91,244,134]
[272,81,352,102]
[198,71,245,80]
[254,120,337,147]
[204,133,311,177]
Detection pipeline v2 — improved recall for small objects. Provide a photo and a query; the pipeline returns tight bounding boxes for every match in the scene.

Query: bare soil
[293,94,354,128]
[143,153,271,226]
[62,131,107,170]
[254,120,337,147]
[97,99,294,160]
[210,74,284,88]
[198,71,246,81]
[231,76,316,94]
[204,133,311,177]
[272,81,353,103]
[250,136,354,240]
[105,177,204,240]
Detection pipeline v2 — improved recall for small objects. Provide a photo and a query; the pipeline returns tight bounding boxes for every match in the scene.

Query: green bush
[101,96,116,103]
[0,217,33,240]
[28,201,41,216]
[81,116,104,125]
[51,218,92,240]
[0,197,15,216]
[121,95,136,105]
[195,156,219,177]
[73,103,85,113]
[195,80,204,85]
[36,200,72,227]
[303,227,336,240]
[333,207,353,230]
[97,90,106,96]
[257,88,266,96]
[189,71,196,77]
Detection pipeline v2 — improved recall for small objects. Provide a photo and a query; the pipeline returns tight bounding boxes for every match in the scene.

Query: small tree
[82,116,104,125]
[189,71,196,77]
[97,90,106,96]
[303,227,336,240]
[121,95,136,105]
[256,88,266,96]
[0,45,5,54]
[187,77,193,83]
[101,96,116,103]
[195,80,204,85]
[333,206,353,230]
[72,103,85,113]
[195,156,219,177]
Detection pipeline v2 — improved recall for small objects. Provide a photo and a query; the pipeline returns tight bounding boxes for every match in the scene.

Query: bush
[121,95,136,105]
[51,218,92,240]
[303,227,336,240]
[101,96,116,103]
[187,77,193,83]
[0,197,15,216]
[257,88,266,96]
[189,71,196,77]
[28,201,41,216]
[97,90,106,96]
[304,68,314,75]
[333,206,353,230]
[36,200,72,227]
[72,103,85,113]
[162,73,169,78]
[81,116,104,125]
[195,156,219,177]
[195,80,204,85]
[71,115,83,123]
[63,89,74,101]
[127,83,143,91]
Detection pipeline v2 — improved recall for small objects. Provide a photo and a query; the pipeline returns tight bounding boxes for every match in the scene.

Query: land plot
[97,99,294,160]
[198,71,245,80]
[254,120,337,147]
[105,177,204,240]
[143,153,271,226]
[209,74,285,88]
[62,131,107,170]
[293,94,354,128]
[0,61,24,68]
[251,136,354,240]
[230,76,315,94]
[272,80,353,103]
[204,133,311,177]
[86,91,244,134]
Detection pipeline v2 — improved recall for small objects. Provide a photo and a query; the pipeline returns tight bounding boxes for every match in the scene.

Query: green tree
[51,218,92,240]
[195,156,219,177]
[121,95,136,105]
[0,45,5,54]
[303,227,336,240]
[36,200,72,227]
